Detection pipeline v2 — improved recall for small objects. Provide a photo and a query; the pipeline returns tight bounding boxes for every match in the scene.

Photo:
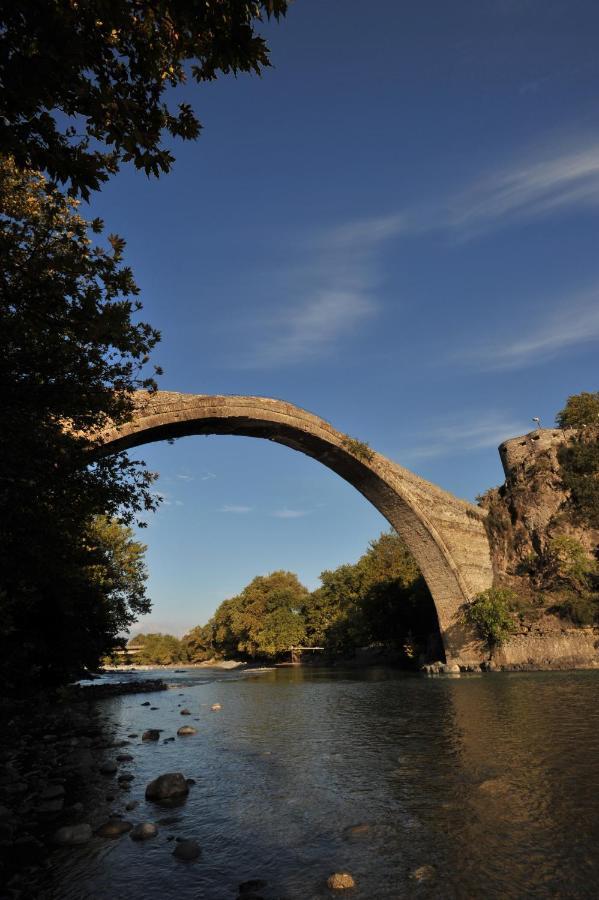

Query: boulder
[130,822,158,841]
[145,773,189,803]
[53,824,92,846]
[172,839,201,861]
[177,726,197,736]
[96,819,133,838]
[327,872,355,890]
[141,730,161,742]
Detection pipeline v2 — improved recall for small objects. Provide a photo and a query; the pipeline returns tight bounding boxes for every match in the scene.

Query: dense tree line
[163,533,440,667]
[0,3,288,691]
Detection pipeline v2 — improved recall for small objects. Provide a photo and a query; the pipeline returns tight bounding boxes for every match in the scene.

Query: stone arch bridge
[98,392,494,663]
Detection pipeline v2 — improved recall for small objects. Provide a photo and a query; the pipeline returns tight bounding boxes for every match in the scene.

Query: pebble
[410,865,436,882]
[327,872,355,890]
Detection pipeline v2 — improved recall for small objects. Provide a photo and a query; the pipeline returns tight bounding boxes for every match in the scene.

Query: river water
[47,667,599,899]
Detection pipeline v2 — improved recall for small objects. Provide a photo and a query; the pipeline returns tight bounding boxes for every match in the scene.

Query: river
[46,667,599,899]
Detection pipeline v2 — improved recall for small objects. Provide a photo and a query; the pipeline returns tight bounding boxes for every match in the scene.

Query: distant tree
[556,392,599,428]
[204,571,309,660]
[0,0,289,197]
[303,533,436,656]
[134,632,184,665]
[181,623,215,663]
[0,158,160,689]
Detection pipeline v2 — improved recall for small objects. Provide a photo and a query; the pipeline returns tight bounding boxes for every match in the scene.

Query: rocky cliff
[477,426,599,669]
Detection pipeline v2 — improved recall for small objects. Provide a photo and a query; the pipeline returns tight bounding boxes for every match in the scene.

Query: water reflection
[46,669,599,899]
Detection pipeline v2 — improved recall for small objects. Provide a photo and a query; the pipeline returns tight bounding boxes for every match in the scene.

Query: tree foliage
[463,588,518,647]
[203,571,309,660]
[0,159,160,689]
[0,0,289,197]
[190,534,439,664]
[130,632,184,665]
[556,392,599,428]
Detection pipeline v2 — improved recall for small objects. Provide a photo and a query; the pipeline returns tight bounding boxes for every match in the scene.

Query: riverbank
[0,681,171,897]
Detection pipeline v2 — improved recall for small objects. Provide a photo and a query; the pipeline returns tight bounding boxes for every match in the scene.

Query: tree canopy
[556,392,599,428]
[0,0,289,197]
[556,391,599,528]
[0,158,159,687]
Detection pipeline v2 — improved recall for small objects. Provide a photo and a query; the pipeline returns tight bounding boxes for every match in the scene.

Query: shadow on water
[44,668,599,900]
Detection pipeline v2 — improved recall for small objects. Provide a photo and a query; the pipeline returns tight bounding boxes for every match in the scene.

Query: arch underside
[99,393,493,662]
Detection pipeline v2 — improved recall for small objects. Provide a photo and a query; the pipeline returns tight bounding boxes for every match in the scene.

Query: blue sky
[89,0,599,635]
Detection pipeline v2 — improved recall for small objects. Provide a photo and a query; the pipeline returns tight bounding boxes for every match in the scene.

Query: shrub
[553,592,599,627]
[463,588,518,647]
[341,435,374,463]
[542,535,596,592]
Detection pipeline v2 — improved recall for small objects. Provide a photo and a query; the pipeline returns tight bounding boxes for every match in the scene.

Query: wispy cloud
[219,504,252,514]
[444,139,599,236]
[200,471,216,481]
[401,411,529,462]
[462,286,599,370]
[271,508,309,519]
[234,212,405,369]
[175,473,194,481]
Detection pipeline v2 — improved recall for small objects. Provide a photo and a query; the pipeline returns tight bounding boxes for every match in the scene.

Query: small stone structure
[97,391,494,663]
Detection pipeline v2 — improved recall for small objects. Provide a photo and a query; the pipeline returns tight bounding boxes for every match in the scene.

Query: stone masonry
[97,391,495,663]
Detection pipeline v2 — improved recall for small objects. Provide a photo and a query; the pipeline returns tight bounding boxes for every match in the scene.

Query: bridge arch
[98,392,493,663]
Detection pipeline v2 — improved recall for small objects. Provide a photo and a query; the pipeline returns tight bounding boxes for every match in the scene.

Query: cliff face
[481,428,598,579]
[477,427,599,669]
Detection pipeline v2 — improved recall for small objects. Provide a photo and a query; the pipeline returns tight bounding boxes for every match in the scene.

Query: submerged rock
[239,878,267,894]
[98,761,117,775]
[141,730,161,742]
[145,773,189,803]
[130,822,158,841]
[180,709,192,716]
[172,839,201,861]
[52,824,92,845]
[211,703,222,711]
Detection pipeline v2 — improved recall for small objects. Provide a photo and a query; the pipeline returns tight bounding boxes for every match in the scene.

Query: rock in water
[141,729,160,742]
[410,865,436,882]
[96,820,133,838]
[180,708,192,716]
[177,726,197,736]
[211,703,222,711]
[172,839,201,861]
[145,773,189,803]
[130,822,158,841]
[98,761,117,775]
[327,872,355,890]
[53,824,92,845]
[239,879,267,894]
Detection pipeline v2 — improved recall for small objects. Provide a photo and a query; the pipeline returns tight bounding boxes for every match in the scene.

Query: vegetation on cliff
[474,391,599,645]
